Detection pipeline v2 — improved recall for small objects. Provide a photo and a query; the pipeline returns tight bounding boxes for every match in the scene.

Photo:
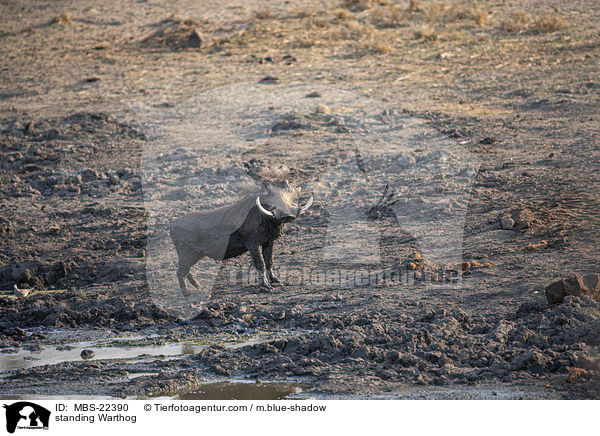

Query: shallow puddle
[169,382,309,400]
[0,333,275,370]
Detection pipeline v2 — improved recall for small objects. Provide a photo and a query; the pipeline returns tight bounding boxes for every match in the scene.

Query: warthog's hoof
[268,272,282,285]
[257,276,272,291]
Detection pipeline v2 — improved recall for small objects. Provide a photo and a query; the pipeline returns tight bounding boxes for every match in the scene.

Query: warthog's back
[169,191,258,259]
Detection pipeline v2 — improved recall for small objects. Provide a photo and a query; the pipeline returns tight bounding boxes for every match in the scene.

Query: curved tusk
[299,196,313,214]
[256,196,274,217]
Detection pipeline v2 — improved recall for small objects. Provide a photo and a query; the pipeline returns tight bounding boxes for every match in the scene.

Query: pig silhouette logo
[3,402,50,433]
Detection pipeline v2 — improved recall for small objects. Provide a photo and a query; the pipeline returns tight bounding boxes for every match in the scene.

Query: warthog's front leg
[262,241,281,285]
[246,241,270,289]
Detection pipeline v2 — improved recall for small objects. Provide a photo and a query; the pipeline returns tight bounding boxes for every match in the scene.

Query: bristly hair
[257,166,290,184]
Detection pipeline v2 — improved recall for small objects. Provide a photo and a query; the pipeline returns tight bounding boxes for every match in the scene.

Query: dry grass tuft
[343,0,375,12]
[364,40,392,54]
[295,9,314,19]
[426,2,442,19]
[408,0,421,13]
[332,8,354,21]
[51,11,72,25]
[413,24,438,41]
[474,10,487,26]
[371,5,407,28]
[566,368,588,383]
[534,13,566,33]
[255,10,275,20]
[310,18,331,29]
[501,10,529,32]
[343,20,376,39]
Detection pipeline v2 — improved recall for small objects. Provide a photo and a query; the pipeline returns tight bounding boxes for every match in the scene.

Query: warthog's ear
[285,179,302,194]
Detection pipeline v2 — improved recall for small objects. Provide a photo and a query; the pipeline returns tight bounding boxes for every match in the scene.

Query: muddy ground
[1,0,599,399]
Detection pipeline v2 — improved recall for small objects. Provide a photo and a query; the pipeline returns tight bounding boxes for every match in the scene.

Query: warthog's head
[255,180,313,223]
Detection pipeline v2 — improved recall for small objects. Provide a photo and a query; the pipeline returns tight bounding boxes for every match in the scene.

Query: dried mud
[1,0,599,399]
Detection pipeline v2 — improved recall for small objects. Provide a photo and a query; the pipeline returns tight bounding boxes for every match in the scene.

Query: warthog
[169,180,313,291]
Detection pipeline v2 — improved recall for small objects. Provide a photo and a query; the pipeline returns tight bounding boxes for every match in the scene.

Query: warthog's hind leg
[187,273,201,289]
[175,244,204,293]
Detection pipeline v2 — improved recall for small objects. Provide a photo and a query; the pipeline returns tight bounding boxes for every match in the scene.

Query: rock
[6,327,26,338]
[394,155,416,170]
[566,368,588,383]
[80,349,96,360]
[500,216,515,230]
[76,167,98,183]
[282,54,296,64]
[259,75,279,84]
[545,273,600,304]
[480,136,496,144]
[186,29,203,48]
[315,103,331,114]
[22,164,43,173]
[0,217,11,234]
[107,173,120,185]
[576,355,600,371]
[39,128,60,140]
[511,349,547,372]
[525,240,548,251]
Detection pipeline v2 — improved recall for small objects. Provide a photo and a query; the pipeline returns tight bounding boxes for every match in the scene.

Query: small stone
[511,349,547,372]
[545,273,600,304]
[480,136,496,144]
[315,103,331,114]
[116,168,132,178]
[395,155,416,169]
[40,128,60,140]
[411,251,422,262]
[80,349,95,360]
[23,164,42,173]
[500,217,515,230]
[470,260,483,269]
[282,54,296,64]
[566,368,588,383]
[77,167,98,183]
[187,29,203,48]
[108,173,120,185]
[0,217,11,234]
[305,91,322,98]
[525,240,548,251]
[259,75,279,84]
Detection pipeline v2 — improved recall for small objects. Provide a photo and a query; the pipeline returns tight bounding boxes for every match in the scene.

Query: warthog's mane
[212,184,261,229]
[256,167,290,184]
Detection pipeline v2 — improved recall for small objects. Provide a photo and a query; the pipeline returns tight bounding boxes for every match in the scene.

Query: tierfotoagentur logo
[3,402,50,433]
[133,83,480,318]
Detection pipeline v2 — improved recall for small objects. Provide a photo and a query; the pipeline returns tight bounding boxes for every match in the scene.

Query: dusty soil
[1,0,599,399]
